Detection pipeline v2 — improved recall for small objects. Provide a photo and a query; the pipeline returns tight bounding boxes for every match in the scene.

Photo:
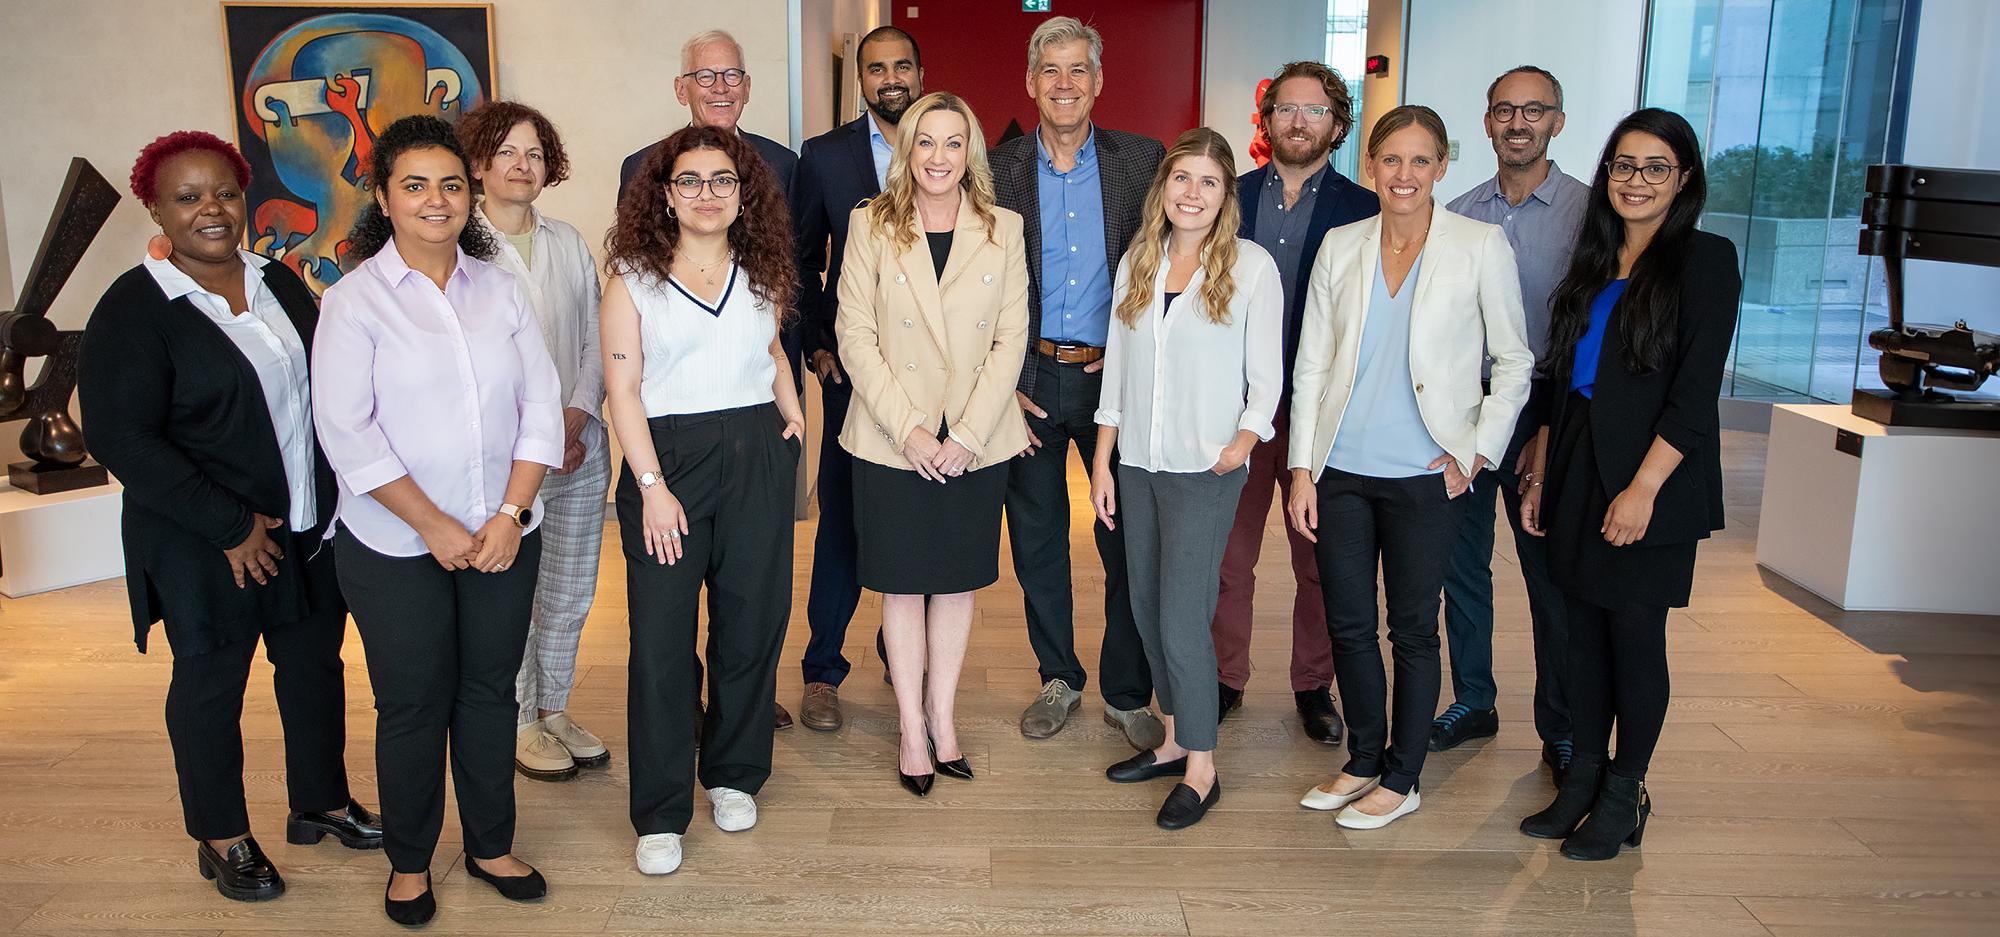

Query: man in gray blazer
[990,16,1166,747]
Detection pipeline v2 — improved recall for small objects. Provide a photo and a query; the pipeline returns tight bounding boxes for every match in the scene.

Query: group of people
[76,14,1741,928]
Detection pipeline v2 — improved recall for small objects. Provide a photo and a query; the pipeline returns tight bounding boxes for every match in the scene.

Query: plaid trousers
[517,422,611,727]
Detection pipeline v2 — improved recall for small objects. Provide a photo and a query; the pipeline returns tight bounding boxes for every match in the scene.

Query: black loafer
[1295,688,1344,746]
[287,799,384,849]
[1156,779,1222,830]
[196,836,285,901]
[465,859,547,901]
[1217,682,1244,721]
[384,871,435,926]
[1106,749,1187,784]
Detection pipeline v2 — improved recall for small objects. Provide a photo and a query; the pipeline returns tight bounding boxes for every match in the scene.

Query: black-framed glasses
[1271,103,1334,123]
[1605,160,1682,184]
[671,174,740,198]
[1488,101,1556,123]
[682,67,747,88]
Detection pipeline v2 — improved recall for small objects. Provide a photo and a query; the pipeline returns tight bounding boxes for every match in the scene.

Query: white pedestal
[1757,404,2000,614]
[0,480,125,597]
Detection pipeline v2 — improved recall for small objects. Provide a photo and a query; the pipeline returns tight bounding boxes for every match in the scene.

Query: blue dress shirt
[1035,127,1112,346]
[1571,279,1628,399]
[1328,250,1444,478]
[868,118,892,190]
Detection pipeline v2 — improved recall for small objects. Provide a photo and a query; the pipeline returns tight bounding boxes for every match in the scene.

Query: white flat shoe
[1300,776,1380,811]
[635,832,683,874]
[708,786,757,832]
[1336,789,1421,829]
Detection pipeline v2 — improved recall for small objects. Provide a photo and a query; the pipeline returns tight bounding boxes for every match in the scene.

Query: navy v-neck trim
[667,263,738,317]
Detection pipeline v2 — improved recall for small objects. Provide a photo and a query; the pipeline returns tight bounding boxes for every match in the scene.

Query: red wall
[892,1,1204,147]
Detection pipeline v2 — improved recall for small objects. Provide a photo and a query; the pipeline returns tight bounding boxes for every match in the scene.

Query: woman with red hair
[78,130,380,904]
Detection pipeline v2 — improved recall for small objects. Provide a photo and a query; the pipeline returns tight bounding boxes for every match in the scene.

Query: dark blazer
[989,125,1165,397]
[1236,162,1380,394]
[793,114,882,364]
[1544,230,1741,545]
[618,128,798,210]
[77,260,341,655]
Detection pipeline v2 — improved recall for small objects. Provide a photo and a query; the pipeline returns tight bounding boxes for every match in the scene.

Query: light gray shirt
[476,202,606,420]
[1445,161,1590,366]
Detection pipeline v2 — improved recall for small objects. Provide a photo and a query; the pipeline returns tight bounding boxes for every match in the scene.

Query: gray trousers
[516,422,611,726]
[1117,463,1248,752]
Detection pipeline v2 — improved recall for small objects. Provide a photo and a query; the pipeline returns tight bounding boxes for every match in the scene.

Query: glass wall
[1643,0,1912,399]
[1325,0,1368,182]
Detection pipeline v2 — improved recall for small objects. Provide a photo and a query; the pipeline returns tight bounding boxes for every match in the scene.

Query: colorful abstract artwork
[223,3,495,293]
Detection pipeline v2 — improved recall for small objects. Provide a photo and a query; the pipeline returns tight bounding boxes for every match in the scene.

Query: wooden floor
[3,429,1998,936]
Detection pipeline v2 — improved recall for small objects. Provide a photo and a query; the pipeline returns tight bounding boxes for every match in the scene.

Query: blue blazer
[1236,163,1379,397]
[792,115,882,362]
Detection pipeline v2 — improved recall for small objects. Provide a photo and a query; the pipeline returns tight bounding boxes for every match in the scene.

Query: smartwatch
[498,502,534,528]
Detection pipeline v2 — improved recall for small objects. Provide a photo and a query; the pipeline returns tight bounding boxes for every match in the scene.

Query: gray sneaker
[1103,704,1167,751]
[1019,678,1082,739]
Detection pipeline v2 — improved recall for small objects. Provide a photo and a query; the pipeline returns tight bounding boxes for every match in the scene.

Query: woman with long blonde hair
[835,92,1032,795]
[1088,127,1283,830]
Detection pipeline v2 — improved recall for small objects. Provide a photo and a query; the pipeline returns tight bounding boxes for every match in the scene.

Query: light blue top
[1327,249,1445,478]
[868,118,892,190]
[1035,126,1112,345]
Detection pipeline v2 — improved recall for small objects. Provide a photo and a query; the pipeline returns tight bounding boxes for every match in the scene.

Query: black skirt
[1544,392,1698,610]
[852,456,1007,595]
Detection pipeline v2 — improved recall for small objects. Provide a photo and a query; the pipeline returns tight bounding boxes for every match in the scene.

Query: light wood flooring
[2,429,1997,935]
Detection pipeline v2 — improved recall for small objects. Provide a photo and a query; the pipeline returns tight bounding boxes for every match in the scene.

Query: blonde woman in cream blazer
[1284,106,1531,831]
[834,92,1030,797]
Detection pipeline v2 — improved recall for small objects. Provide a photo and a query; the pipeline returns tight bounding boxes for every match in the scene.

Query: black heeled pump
[929,733,974,780]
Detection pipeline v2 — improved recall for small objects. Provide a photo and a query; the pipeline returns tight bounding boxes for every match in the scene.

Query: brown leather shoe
[800,682,843,731]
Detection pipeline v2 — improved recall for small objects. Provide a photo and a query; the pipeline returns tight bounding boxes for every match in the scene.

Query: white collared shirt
[143,250,317,531]
[1095,239,1285,473]
[475,201,605,420]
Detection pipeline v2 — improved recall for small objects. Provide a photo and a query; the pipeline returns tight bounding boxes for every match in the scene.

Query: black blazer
[77,260,341,655]
[1544,230,1741,545]
[618,128,798,209]
[989,125,1165,397]
[1235,163,1380,397]
[793,115,882,365]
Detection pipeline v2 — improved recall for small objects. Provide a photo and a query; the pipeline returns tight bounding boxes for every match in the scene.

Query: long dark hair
[346,115,498,263]
[1545,108,1708,375]
[604,125,797,325]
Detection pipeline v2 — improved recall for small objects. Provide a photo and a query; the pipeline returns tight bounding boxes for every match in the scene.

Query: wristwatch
[637,471,663,490]
[498,502,534,528]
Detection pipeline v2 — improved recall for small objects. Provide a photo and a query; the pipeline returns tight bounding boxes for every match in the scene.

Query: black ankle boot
[1561,769,1650,860]
[1521,753,1603,839]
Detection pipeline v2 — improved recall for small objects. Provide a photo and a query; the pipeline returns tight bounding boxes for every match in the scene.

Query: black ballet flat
[465,858,547,901]
[928,735,974,780]
[384,871,435,927]
[899,770,935,797]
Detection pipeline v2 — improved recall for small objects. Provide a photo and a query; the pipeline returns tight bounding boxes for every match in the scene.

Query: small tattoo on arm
[611,353,628,359]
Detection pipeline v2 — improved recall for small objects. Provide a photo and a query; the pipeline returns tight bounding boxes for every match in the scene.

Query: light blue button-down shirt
[1445,162,1590,363]
[1327,250,1444,478]
[868,118,892,190]
[1035,126,1112,346]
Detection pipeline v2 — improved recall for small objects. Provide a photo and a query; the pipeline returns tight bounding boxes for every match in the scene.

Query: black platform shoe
[384,871,435,926]
[1106,749,1188,784]
[287,798,384,849]
[1561,770,1650,861]
[1521,753,1603,839]
[465,858,548,900]
[1156,779,1222,830]
[196,836,285,901]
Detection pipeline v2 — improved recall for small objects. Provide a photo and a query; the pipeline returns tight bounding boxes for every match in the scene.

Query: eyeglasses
[1605,160,1682,184]
[1271,103,1334,123]
[671,175,740,198]
[1488,102,1556,123]
[681,67,747,88]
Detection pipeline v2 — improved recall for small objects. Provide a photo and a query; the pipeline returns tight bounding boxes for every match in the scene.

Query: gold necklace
[676,249,730,285]
[1388,225,1430,255]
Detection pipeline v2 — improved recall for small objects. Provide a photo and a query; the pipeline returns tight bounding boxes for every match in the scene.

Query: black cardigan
[77,260,341,655]
[1539,230,1742,546]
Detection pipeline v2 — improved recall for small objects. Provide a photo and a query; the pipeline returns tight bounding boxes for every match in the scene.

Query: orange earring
[147,234,174,260]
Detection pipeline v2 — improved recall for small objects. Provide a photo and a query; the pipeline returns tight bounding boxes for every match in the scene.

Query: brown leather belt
[1036,339,1105,365]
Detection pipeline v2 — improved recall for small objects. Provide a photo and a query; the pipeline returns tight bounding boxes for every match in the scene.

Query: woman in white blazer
[1087,128,1282,832]
[1283,105,1532,830]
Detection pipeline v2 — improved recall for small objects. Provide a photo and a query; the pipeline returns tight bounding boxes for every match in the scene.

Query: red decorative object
[1250,78,1273,168]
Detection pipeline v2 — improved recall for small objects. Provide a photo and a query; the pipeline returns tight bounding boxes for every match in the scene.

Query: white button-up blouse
[312,243,564,556]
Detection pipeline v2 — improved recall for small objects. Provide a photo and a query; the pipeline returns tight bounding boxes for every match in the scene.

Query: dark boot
[1521,752,1602,839]
[1561,769,1650,861]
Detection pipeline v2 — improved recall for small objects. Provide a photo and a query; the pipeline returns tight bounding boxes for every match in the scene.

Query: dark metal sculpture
[0,157,119,494]
[1854,164,2000,430]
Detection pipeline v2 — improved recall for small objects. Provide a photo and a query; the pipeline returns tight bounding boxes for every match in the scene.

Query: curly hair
[455,100,571,191]
[1114,128,1241,328]
[604,125,797,325]
[130,130,251,204]
[865,92,998,251]
[345,115,497,263]
[1258,61,1356,152]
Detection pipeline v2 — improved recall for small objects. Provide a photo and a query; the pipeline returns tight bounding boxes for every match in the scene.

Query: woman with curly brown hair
[601,124,804,876]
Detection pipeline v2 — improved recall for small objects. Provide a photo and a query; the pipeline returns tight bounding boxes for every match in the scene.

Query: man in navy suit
[788,26,924,730]
[1212,62,1379,745]
[617,28,801,730]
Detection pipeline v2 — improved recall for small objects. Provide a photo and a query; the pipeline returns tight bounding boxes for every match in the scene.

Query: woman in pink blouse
[311,115,563,926]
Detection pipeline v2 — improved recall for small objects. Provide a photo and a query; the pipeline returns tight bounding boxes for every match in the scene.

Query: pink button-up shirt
[312,243,564,557]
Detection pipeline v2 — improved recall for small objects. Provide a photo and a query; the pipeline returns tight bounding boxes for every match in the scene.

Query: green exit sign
[1023,0,1051,10]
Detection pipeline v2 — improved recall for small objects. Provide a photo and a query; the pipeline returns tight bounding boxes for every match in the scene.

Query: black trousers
[1313,467,1465,795]
[1003,352,1152,709]
[1565,596,1671,780]
[337,528,541,873]
[619,403,795,836]
[165,589,351,840]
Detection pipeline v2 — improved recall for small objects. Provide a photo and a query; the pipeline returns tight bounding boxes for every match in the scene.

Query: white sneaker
[1335,789,1422,829]
[707,786,757,832]
[541,711,610,766]
[635,833,683,874]
[1299,776,1379,811]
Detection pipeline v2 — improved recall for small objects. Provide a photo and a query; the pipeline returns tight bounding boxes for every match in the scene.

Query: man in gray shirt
[1431,66,1590,784]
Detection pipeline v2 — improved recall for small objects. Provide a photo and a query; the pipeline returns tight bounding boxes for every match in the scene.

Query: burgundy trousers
[1208,416,1336,693]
